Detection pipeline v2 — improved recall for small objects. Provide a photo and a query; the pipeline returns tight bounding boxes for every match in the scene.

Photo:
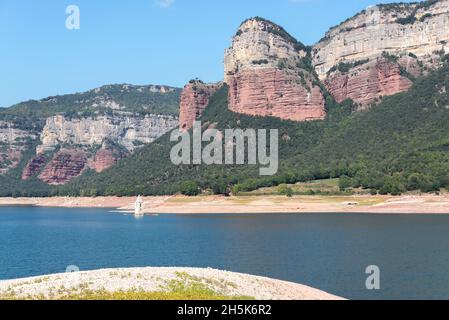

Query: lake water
[1,206,449,299]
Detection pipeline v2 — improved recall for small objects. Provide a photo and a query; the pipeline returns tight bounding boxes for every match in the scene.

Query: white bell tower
[134,195,144,216]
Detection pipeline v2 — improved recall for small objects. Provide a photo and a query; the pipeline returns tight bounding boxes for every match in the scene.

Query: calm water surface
[1,206,449,299]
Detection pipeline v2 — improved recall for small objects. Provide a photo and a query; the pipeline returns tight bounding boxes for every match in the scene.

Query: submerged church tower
[134,195,144,216]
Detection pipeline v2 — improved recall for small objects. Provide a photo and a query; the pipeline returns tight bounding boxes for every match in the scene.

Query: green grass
[0,272,254,301]
[53,290,252,301]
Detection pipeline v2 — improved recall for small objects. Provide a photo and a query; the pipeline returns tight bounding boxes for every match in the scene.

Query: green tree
[180,181,200,196]
[339,175,352,190]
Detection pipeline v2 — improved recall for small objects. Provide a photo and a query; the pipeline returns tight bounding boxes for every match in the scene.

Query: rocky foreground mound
[0,267,343,300]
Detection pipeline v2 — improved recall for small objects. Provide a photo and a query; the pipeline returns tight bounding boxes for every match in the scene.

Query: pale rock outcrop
[313,1,449,78]
[313,0,449,106]
[0,121,37,174]
[224,18,326,122]
[0,122,36,144]
[37,114,178,154]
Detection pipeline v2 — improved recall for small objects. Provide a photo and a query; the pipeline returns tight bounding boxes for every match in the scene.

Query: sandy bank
[0,267,343,300]
[1,194,449,214]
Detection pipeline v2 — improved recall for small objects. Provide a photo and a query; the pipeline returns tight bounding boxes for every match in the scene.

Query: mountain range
[1,0,449,197]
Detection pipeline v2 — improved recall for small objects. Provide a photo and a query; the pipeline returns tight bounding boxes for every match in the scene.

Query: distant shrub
[381,51,399,63]
[252,59,269,65]
[277,59,287,70]
[180,181,200,196]
[278,184,293,197]
[396,14,417,25]
[419,13,433,22]
[339,176,353,191]
[327,59,369,75]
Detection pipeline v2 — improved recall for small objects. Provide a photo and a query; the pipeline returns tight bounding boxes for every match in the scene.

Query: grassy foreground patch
[0,272,254,301]
[56,290,253,300]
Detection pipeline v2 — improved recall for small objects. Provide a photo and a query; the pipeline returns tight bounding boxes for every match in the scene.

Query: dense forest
[49,58,449,197]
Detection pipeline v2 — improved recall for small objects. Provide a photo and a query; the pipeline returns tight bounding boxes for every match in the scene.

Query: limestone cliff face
[312,0,449,106]
[224,18,326,122]
[0,121,37,174]
[179,81,221,130]
[313,1,449,78]
[37,113,178,154]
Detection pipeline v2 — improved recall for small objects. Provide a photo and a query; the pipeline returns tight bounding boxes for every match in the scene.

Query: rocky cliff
[21,154,48,180]
[313,0,449,106]
[179,80,221,130]
[88,147,120,173]
[21,143,124,183]
[38,149,88,185]
[224,17,326,122]
[0,83,181,184]
[324,56,417,107]
[0,121,37,174]
[19,113,178,184]
[37,113,177,154]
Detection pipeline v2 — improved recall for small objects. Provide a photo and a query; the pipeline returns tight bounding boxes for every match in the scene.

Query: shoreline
[2,194,449,214]
[0,267,343,300]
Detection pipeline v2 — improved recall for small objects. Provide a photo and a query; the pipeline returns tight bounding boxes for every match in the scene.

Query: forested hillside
[0,84,181,196]
[0,84,180,134]
[48,58,449,197]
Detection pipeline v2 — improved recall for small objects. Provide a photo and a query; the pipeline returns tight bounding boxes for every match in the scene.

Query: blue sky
[0,0,415,107]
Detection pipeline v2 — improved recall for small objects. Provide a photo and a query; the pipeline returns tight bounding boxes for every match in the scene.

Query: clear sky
[0,0,415,107]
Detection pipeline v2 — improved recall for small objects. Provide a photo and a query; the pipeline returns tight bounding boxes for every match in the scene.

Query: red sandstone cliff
[324,58,416,107]
[38,149,88,185]
[22,154,48,180]
[179,80,221,131]
[88,147,122,173]
[30,146,123,185]
[224,18,326,122]
[227,68,325,121]
[313,1,449,106]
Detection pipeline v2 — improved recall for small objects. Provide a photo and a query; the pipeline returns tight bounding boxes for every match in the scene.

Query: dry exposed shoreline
[2,194,449,214]
[0,267,343,300]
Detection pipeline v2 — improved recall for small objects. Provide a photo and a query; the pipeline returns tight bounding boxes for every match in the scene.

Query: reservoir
[1,206,449,299]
